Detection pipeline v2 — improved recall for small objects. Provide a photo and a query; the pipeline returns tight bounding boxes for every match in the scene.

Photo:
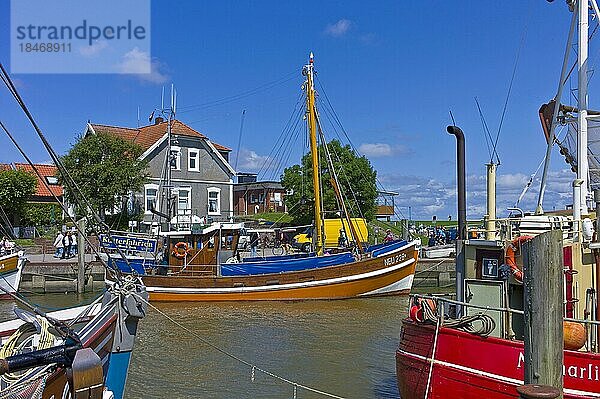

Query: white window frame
[177,187,192,215]
[188,148,200,172]
[170,146,181,171]
[144,183,159,214]
[207,187,221,216]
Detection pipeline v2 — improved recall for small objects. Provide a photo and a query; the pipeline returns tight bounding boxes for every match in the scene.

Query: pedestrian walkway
[25,253,96,265]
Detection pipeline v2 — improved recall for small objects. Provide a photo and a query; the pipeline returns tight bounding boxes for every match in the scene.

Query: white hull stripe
[397,348,600,398]
[146,257,416,294]
[359,274,414,296]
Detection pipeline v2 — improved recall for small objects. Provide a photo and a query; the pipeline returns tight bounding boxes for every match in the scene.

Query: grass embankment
[238,212,293,224]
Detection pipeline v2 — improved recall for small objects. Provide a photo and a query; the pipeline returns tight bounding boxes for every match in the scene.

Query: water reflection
[0,293,408,398]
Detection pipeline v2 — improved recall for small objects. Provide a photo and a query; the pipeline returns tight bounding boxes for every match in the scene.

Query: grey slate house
[84,118,235,230]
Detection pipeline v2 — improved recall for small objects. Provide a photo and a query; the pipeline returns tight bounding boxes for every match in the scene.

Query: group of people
[0,236,16,256]
[53,231,78,259]
[428,226,451,247]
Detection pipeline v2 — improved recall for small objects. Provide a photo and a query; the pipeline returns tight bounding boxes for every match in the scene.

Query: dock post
[77,218,86,294]
[522,230,563,397]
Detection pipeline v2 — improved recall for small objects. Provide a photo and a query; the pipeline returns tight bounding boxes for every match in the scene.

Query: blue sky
[0,1,590,220]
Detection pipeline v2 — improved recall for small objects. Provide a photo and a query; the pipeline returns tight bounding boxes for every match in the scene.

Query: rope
[0,318,54,384]
[0,374,47,399]
[418,299,496,337]
[133,293,346,399]
[423,314,440,399]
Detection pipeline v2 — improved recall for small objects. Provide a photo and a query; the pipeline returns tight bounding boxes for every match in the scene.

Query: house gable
[84,119,235,177]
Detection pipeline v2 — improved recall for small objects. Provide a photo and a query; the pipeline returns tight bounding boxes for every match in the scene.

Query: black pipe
[0,340,82,375]
[447,125,467,240]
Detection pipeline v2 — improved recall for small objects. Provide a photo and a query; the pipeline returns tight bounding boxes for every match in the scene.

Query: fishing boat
[0,276,148,399]
[0,250,26,299]
[107,54,420,301]
[396,1,600,397]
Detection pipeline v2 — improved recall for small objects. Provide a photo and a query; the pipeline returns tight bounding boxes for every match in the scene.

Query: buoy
[409,305,423,322]
[563,321,586,351]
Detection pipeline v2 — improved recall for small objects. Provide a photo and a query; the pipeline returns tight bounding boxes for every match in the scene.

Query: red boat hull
[396,319,600,399]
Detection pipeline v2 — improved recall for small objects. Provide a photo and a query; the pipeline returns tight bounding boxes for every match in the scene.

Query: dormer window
[45,176,59,185]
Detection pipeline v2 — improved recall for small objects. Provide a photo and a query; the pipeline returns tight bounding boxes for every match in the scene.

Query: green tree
[281,139,377,225]
[21,203,62,226]
[0,169,37,219]
[58,133,149,220]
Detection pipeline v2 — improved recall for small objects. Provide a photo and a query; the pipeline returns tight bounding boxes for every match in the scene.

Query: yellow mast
[304,52,324,255]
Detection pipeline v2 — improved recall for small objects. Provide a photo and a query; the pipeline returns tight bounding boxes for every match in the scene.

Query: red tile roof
[90,119,231,153]
[14,163,63,198]
[0,164,11,171]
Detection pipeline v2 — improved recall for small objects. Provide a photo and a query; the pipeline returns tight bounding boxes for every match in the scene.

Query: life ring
[172,242,190,259]
[505,235,533,282]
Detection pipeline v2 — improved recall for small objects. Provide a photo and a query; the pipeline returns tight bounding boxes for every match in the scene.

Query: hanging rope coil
[0,317,55,385]
[411,297,496,337]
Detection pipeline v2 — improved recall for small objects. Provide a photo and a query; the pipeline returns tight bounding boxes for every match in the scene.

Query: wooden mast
[304,52,324,255]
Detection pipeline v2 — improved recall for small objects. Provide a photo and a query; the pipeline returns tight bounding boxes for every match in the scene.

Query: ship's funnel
[447,125,466,240]
[486,163,497,240]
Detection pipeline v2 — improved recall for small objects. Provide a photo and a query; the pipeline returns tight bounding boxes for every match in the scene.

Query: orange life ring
[505,235,533,282]
[172,242,190,259]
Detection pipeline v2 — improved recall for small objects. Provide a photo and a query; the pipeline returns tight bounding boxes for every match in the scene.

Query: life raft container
[172,242,191,259]
[504,235,533,282]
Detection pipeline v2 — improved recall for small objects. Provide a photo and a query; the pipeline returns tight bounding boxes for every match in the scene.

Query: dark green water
[0,293,409,399]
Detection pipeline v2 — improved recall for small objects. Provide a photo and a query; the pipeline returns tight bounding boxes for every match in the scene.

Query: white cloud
[79,41,108,57]
[325,19,352,37]
[116,48,169,84]
[378,169,574,220]
[358,142,411,158]
[359,143,392,157]
[236,148,277,171]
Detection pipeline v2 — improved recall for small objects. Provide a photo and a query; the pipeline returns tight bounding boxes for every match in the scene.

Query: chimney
[154,116,164,125]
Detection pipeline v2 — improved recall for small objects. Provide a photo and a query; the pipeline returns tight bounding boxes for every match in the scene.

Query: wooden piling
[77,218,86,294]
[522,230,564,397]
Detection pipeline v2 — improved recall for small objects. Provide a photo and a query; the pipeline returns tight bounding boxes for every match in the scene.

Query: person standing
[53,231,64,258]
[61,232,70,259]
[70,231,78,257]
[250,231,259,257]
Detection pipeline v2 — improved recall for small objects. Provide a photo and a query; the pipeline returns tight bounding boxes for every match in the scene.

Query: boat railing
[411,293,600,353]
[168,263,217,277]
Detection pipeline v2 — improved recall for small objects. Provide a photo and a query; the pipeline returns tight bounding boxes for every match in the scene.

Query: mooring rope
[423,314,440,399]
[132,293,347,399]
[419,297,496,337]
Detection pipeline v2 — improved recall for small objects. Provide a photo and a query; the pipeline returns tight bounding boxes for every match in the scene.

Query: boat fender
[504,236,533,283]
[409,298,437,323]
[409,305,423,322]
[172,242,190,259]
[563,321,586,351]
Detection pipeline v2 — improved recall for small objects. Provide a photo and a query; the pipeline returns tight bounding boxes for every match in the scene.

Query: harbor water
[0,293,409,399]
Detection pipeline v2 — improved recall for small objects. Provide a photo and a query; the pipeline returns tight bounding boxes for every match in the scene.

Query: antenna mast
[166,84,176,231]
[303,52,324,256]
